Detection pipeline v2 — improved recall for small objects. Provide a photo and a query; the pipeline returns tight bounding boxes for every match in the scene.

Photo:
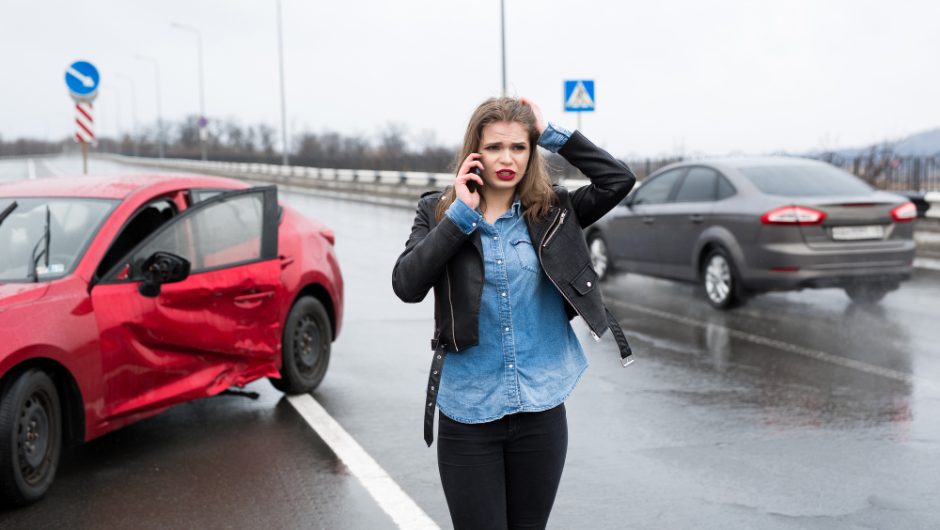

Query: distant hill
[893,128,940,156]
[817,128,940,159]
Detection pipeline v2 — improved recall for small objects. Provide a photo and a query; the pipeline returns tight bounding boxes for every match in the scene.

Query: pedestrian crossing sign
[564,80,595,112]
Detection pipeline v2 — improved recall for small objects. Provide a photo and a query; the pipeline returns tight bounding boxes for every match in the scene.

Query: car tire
[844,283,894,304]
[701,248,744,310]
[588,232,613,281]
[270,296,332,394]
[0,369,62,507]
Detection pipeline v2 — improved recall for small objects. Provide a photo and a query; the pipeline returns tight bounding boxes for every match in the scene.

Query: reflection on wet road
[1,157,938,528]
[281,183,940,529]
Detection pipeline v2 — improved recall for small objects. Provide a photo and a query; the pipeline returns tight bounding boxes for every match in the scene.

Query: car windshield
[738,164,874,197]
[0,197,117,283]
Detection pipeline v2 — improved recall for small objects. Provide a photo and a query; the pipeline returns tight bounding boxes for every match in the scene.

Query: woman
[392,96,635,529]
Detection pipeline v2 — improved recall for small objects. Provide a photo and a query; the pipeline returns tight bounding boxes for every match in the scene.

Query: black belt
[424,337,447,447]
[422,308,634,446]
[606,307,634,367]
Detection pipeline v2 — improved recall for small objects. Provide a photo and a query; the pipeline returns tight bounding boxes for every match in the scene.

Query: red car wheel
[0,369,62,507]
[270,296,332,394]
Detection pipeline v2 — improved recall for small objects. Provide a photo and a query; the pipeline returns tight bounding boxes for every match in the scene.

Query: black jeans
[437,403,568,530]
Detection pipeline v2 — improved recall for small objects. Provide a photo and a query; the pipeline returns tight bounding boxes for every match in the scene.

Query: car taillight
[890,202,916,223]
[760,206,826,225]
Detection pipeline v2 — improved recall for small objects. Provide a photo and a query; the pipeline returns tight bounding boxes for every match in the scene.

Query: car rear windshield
[739,164,874,197]
[0,197,117,282]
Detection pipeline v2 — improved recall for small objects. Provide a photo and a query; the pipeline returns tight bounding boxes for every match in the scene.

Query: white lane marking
[39,158,66,177]
[27,158,36,180]
[287,394,440,530]
[914,257,940,271]
[607,299,938,389]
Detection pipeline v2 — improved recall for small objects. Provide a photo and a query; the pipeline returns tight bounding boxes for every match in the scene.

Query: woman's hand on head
[520,97,547,135]
[455,153,484,210]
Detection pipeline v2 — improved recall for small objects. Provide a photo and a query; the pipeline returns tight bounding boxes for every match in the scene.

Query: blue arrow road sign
[564,80,595,112]
[65,61,100,100]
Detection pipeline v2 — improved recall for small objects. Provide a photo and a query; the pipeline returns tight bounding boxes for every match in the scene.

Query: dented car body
[0,174,343,505]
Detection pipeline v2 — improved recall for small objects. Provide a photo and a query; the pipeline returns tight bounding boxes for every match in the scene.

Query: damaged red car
[0,174,343,506]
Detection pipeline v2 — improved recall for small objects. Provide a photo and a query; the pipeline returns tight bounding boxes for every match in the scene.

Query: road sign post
[564,80,595,132]
[65,61,101,175]
[74,102,95,174]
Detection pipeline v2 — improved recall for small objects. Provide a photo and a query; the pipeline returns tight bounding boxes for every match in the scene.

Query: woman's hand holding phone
[456,153,484,210]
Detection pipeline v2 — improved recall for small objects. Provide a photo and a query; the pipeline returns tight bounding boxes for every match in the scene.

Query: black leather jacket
[392,130,636,358]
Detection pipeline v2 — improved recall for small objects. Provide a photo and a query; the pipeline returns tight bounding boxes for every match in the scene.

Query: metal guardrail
[98,153,463,206]
[102,153,455,189]
[98,153,592,202]
[100,154,940,216]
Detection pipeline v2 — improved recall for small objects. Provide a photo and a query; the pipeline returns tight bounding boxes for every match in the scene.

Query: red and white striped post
[65,60,100,175]
[74,101,95,174]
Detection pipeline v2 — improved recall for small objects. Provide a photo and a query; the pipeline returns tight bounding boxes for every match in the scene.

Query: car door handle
[234,291,275,308]
[642,216,655,224]
[689,214,704,224]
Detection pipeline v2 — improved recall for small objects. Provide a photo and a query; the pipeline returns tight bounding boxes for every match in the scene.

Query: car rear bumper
[741,241,916,291]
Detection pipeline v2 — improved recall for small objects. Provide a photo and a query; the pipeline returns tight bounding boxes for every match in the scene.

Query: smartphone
[468,166,482,193]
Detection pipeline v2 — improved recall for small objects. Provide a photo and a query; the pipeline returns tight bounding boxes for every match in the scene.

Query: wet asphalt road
[2,156,940,529]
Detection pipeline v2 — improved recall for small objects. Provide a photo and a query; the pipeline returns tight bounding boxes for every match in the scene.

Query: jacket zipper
[538,208,602,342]
[445,266,459,351]
[542,209,567,248]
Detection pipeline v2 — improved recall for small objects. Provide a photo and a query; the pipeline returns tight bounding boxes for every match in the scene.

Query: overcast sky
[2,0,938,158]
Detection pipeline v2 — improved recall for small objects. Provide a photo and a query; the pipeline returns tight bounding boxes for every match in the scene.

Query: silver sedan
[585,156,917,308]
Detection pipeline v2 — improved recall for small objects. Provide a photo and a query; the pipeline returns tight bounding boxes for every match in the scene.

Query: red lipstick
[496,169,516,181]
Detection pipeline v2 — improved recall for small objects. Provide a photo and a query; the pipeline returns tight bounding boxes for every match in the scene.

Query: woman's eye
[485,146,499,151]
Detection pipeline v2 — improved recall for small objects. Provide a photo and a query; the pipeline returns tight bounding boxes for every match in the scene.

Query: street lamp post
[276,0,289,166]
[114,89,123,143]
[115,74,139,156]
[171,22,208,161]
[135,54,165,159]
[500,0,507,96]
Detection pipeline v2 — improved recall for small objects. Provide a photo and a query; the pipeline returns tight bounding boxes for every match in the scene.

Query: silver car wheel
[589,237,608,279]
[705,255,732,304]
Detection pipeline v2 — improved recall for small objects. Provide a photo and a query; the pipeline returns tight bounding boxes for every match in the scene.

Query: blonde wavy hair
[436,97,556,223]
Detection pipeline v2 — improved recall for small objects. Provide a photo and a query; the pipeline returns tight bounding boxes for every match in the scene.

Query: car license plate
[831,225,884,241]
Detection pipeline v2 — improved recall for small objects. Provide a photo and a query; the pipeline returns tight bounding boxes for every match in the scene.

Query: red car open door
[90,186,283,424]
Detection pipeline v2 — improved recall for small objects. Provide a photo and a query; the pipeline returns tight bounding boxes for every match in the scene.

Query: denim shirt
[436,123,588,424]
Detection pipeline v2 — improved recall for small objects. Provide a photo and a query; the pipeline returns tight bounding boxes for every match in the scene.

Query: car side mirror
[137,251,191,298]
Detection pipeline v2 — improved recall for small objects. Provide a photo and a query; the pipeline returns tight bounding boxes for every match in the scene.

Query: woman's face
[478,120,530,193]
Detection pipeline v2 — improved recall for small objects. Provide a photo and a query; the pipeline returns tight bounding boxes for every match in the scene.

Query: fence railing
[817,155,940,192]
[99,153,940,218]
